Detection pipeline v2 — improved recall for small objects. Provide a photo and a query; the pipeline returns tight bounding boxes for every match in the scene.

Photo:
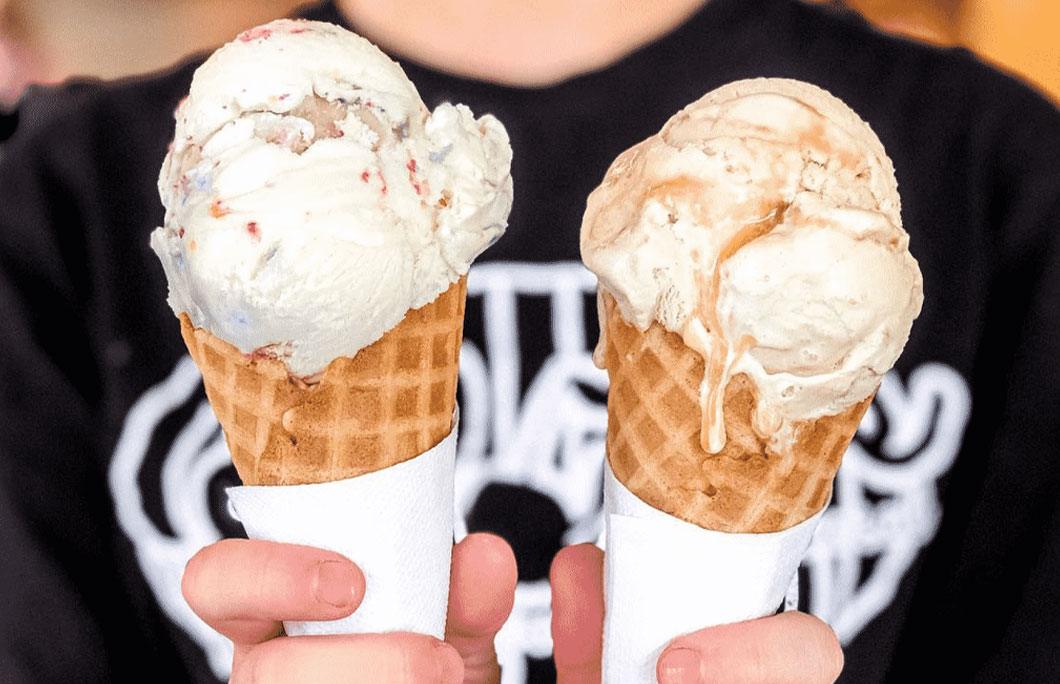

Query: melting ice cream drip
[683,203,790,454]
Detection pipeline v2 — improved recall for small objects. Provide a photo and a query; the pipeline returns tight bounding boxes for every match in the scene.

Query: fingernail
[658,647,700,684]
[313,561,359,608]
[434,641,464,684]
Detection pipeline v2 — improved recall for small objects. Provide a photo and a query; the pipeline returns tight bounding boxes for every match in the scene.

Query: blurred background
[1,0,1058,108]
[812,0,1060,103]
[0,0,306,105]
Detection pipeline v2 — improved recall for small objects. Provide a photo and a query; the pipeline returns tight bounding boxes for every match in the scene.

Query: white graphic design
[803,362,971,641]
[109,262,970,683]
[109,356,235,677]
[455,265,609,684]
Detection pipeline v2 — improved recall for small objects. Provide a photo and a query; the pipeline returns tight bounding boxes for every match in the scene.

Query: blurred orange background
[1,0,1058,106]
[835,0,1060,103]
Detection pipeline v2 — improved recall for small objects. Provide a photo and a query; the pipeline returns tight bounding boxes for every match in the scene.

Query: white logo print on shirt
[109,261,971,683]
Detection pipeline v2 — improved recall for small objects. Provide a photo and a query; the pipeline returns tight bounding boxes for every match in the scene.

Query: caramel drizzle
[685,202,790,453]
[795,111,862,170]
[645,175,710,205]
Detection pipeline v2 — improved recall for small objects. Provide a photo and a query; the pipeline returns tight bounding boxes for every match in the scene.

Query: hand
[182,533,517,684]
[550,544,844,684]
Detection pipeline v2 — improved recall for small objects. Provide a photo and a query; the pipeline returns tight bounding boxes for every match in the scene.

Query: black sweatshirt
[2,0,1059,682]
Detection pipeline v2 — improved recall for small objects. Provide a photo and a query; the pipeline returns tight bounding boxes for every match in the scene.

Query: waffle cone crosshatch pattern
[180,276,467,485]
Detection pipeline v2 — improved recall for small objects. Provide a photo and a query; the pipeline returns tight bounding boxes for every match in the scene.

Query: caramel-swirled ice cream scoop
[582,78,922,532]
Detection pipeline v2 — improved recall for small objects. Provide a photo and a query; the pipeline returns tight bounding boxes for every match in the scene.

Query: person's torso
[26,1,1055,681]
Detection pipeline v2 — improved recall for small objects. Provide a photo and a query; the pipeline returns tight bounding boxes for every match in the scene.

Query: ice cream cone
[181,276,467,486]
[600,292,872,533]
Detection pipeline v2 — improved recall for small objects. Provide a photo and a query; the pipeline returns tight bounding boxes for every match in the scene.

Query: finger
[182,539,364,645]
[232,632,464,684]
[445,533,518,684]
[550,544,604,684]
[657,611,844,684]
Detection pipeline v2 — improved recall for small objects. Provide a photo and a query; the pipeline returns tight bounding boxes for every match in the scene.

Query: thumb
[657,611,844,684]
[445,533,518,684]
[550,544,604,684]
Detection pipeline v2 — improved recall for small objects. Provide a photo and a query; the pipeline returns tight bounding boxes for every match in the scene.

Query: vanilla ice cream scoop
[151,19,512,378]
[581,78,922,453]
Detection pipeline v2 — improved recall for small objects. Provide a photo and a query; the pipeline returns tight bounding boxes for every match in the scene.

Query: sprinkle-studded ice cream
[151,19,512,379]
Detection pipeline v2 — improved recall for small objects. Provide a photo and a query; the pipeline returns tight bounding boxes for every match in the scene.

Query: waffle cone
[601,293,872,533]
[180,277,467,485]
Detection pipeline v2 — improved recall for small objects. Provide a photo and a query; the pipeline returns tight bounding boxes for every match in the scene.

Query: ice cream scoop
[582,77,923,456]
[149,19,512,644]
[587,80,924,683]
[151,18,513,379]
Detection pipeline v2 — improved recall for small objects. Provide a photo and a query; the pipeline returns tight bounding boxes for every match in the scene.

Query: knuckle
[181,548,210,607]
[821,634,845,683]
[745,634,771,682]
[229,646,262,684]
[397,643,418,683]
[375,634,435,684]
[182,540,245,614]
[180,558,199,599]
[802,615,844,683]
[235,640,284,684]
[667,634,705,658]
[408,636,445,682]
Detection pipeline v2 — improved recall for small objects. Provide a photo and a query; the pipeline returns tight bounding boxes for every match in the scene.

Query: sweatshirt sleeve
[0,88,111,684]
[965,204,1060,682]
[884,73,1060,683]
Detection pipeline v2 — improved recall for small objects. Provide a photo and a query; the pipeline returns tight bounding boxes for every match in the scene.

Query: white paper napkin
[603,463,823,683]
[227,421,458,638]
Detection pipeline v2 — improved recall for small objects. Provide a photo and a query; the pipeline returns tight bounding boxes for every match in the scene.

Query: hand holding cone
[582,78,923,683]
[151,19,512,644]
